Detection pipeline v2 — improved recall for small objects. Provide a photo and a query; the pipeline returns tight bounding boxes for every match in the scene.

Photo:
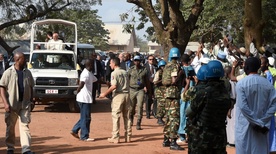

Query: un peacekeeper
[182,65,208,153]
[153,60,167,126]
[186,60,231,154]
[128,55,150,130]
[162,47,185,151]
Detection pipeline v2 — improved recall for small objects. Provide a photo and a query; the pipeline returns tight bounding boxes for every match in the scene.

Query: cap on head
[239,47,246,54]
[268,57,275,66]
[217,51,226,60]
[134,55,141,61]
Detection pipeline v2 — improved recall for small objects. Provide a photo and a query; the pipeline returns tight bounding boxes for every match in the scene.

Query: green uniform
[182,82,207,153]
[128,65,148,121]
[186,80,231,154]
[162,60,181,139]
[153,69,166,118]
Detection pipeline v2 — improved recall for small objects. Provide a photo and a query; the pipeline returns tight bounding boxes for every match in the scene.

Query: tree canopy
[125,0,276,57]
[125,0,205,58]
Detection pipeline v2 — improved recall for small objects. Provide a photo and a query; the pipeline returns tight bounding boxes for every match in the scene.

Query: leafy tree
[136,36,148,53]
[125,0,276,57]
[0,0,101,54]
[45,9,110,50]
[125,0,205,58]
[262,0,276,45]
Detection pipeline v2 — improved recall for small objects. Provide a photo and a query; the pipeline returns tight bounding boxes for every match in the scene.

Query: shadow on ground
[0,135,137,154]
[32,98,112,113]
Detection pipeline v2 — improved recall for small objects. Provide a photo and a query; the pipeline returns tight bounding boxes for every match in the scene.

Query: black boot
[130,115,134,126]
[136,119,142,130]
[157,118,165,126]
[162,135,171,147]
[170,138,185,150]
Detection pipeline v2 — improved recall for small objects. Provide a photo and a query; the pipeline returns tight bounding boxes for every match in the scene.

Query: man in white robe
[235,57,276,154]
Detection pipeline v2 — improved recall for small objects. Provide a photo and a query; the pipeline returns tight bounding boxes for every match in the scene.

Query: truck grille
[36,77,68,86]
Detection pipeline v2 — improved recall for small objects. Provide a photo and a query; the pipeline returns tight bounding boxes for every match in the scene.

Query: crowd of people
[90,34,276,153]
[1,33,276,154]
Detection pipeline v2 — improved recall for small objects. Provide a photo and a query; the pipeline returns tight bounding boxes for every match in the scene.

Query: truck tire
[68,101,80,113]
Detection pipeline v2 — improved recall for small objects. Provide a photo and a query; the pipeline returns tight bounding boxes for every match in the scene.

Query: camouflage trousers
[156,98,166,118]
[188,125,227,154]
[163,98,180,139]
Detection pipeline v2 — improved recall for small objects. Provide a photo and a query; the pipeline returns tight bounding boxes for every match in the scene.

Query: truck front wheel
[68,101,80,113]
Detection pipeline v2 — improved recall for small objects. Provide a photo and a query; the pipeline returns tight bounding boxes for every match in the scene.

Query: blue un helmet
[196,65,208,81]
[169,47,181,61]
[206,60,224,78]
[158,60,166,68]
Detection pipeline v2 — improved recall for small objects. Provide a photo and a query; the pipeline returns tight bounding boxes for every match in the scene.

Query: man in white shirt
[46,32,64,50]
[70,59,97,141]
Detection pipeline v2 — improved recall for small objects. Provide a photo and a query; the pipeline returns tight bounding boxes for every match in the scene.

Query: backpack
[162,63,174,86]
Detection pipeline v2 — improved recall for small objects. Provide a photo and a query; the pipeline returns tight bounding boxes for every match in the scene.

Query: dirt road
[0,87,235,154]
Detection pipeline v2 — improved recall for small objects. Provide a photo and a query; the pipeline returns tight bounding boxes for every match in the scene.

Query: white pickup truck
[28,19,80,112]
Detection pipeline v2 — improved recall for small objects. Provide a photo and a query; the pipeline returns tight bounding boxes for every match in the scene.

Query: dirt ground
[0,86,236,154]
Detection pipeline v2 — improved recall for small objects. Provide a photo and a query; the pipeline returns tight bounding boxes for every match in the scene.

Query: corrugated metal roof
[104,24,132,45]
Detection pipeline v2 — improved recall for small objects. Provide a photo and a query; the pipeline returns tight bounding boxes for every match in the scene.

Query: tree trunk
[127,0,204,61]
[244,0,264,52]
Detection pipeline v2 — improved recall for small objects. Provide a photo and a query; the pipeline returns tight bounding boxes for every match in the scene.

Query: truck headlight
[68,78,78,86]
[33,77,37,84]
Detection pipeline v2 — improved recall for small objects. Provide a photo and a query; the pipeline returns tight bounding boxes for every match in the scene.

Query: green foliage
[263,0,276,44]
[126,0,276,46]
[136,36,148,53]
[185,0,244,44]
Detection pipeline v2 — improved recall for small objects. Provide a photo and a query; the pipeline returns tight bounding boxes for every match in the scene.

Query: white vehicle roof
[32,19,77,26]
[30,19,78,54]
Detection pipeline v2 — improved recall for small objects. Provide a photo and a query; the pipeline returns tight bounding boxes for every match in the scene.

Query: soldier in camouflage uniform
[185,60,231,154]
[182,65,208,154]
[162,47,184,151]
[153,60,167,126]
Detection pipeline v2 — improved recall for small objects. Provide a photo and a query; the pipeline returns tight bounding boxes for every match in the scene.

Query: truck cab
[28,19,80,112]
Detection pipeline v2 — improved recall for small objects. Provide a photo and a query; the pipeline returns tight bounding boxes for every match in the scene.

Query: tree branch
[0,0,71,55]
[129,0,164,37]
[159,0,170,27]
[0,36,20,53]
[186,0,205,31]
[0,1,71,31]
[127,0,143,7]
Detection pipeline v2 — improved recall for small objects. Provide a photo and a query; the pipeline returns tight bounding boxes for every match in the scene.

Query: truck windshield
[30,53,75,69]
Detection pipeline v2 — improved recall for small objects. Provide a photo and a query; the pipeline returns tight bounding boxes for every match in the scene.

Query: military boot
[130,115,134,126]
[136,119,142,130]
[157,118,165,126]
[162,135,171,147]
[170,138,185,150]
